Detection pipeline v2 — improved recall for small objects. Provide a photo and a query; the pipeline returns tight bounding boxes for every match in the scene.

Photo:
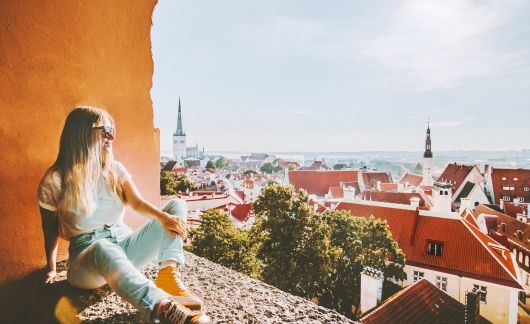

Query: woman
[37,106,209,324]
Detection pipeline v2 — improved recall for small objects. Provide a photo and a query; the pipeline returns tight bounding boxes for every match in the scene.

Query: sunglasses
[93,125,115,140]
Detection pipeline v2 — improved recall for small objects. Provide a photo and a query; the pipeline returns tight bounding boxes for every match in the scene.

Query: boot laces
[165,301,190,324]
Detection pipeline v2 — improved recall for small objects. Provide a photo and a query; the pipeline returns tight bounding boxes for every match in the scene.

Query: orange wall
[0,0,159,284]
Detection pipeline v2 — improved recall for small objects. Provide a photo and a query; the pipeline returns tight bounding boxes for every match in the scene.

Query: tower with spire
[172,98,187,163]
[421,120,434,186]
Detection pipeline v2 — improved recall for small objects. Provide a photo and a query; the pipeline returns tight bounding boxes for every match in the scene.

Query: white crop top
[37,161,131,240]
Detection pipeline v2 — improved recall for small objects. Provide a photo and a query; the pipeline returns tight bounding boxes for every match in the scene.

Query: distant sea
[161,149,530,168]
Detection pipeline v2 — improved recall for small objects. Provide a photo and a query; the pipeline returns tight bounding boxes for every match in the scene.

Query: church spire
[423,120,432,158]
[174,97,185,136]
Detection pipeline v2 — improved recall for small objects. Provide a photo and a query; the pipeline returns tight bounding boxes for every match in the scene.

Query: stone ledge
[1,251,356,323]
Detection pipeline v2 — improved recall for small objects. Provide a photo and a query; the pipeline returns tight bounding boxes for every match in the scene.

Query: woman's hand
[44,270,57,285]
[159,212,187,239]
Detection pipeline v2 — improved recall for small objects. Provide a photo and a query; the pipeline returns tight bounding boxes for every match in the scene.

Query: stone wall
[0,0,159,284]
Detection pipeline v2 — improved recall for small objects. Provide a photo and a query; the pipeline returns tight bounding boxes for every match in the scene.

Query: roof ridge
[460,218,522,288]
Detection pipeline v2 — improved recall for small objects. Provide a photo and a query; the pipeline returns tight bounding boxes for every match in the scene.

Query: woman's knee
[162,198,187,220]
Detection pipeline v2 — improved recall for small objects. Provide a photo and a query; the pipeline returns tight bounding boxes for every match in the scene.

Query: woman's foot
[156,299,210,324]
[155,266,202,310]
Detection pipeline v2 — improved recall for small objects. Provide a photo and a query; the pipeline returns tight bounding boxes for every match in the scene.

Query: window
[503,196,511,201]
[473,284,487,303]
[436,276,448,292]
[427,241,444,256]
[502,177,507,180]
[514,177,519,181]
[413,271,424,282]
[525,187,529,192]
[520,197,525,203]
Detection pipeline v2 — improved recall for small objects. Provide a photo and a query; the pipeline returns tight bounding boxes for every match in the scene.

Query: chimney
[410,197,420,209]
[360,267,384,314]
[517,229,524,241]
[343,187,356,200]
[465,290,480,324]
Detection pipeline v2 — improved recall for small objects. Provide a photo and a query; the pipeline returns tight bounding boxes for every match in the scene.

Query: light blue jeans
[67,199,187,320]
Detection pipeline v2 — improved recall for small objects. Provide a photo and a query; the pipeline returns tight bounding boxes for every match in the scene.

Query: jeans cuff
[158,249,185,266]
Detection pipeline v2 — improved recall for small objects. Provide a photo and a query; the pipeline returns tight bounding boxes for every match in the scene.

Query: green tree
[252,184,338,299]
[243,169,257,175]
[161,171,196,195]
[320,210,406,317]
[252,184,406,318]
[215,156,228,169]
[175,173,196,193]
[260,162,274,174]
[205,160,216,170]
[160,171,177,195]
[189,209,262,278]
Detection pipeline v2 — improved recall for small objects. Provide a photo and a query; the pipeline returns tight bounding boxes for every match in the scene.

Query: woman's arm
[40,207,59,284]
[122,179,187,239]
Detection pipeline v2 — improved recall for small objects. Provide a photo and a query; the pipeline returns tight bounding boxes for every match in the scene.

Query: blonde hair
[46,106,124,215]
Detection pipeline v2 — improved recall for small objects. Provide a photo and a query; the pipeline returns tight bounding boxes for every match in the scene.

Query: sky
[151,0,530,153]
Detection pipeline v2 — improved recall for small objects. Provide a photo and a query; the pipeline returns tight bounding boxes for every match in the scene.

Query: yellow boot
[155,266,202,310]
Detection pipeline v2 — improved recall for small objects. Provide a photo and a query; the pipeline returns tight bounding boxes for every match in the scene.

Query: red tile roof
[491,168,530,203]
[380,183,399,192]
[288,170,359,196]
[475,204,530,251]
[361,191,426,207]
[361,172,392,190]
[308,199,327,213]
[503,202,528,218]
[360,279,491,324]
[328,187,344,199]
[437,163,474,191]
[229,203,253,222]
[335,201,521,288]
[399,172,423,187]
[233,190,246,201]
[242,179,254,189]
[278,160,300,169]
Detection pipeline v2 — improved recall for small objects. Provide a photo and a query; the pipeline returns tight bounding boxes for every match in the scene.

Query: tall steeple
[172,98,187,163]
[174,97,185,136]
[421,120,434,187]
[424,120,432,158]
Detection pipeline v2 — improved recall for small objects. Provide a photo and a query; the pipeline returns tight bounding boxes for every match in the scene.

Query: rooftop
[360,279,491,324]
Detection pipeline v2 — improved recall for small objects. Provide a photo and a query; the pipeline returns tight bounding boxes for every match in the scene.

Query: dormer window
[427,241,444,256]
